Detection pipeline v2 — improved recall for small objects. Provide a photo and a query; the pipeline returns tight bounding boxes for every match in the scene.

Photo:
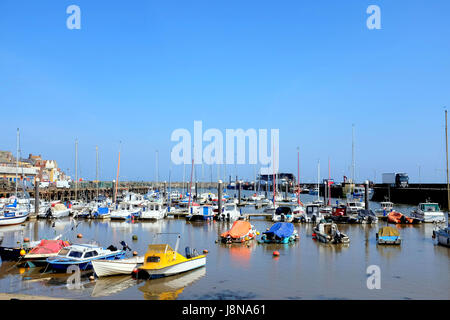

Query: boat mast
[75,139,78,201]
[328,157,331,206]
[352,124,355,184]
[317,160,320,202]
[114,142,121,204]
[15,128,19,197]
[446,110,449,213]
[297,147,300,205]
[188,158,194,212]
[96,145,99,200]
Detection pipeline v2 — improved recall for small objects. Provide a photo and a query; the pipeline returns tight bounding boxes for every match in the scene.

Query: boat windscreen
[424,204,439,212]
[68,251,83,258]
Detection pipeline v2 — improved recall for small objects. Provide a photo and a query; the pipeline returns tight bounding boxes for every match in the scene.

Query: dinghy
[259,222,298,244]
[219,220,258,243]
[92,255,144,277]
[387,211,419,224]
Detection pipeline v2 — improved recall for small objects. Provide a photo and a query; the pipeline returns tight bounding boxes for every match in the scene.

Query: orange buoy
[203,249,209,254]
[77,233,83,238]
[20,249,26,256]
[273,251,280,257]
[133,251,138,256]
[23,237,30,243]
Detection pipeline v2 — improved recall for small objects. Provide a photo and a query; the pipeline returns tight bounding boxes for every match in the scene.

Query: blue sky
[0,0,449,183]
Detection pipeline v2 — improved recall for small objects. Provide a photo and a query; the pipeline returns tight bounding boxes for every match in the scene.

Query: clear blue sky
[1,0,449,183]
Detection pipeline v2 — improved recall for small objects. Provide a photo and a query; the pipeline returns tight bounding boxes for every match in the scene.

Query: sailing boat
[0,129,30,226]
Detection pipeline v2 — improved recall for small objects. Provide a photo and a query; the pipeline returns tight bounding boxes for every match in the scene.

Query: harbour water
[0,193,448,300]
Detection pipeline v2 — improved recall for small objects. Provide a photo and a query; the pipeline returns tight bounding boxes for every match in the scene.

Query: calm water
[0,193,448,300]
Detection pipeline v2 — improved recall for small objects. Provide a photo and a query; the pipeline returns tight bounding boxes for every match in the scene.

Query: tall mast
[96,145,99,200]
[15,128,19,197]
[328,157,331,206]
[75,139,78,201]
[188,158,194,211]
[297,147,300,205]
[155,149,159,190]
[114,142,121,204]
[446,110,449,213]
[352,124,355,183]
[317,160,320,202]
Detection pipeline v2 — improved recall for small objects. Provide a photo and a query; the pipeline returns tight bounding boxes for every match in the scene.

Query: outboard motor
[120,241,131,251]
[281,214,285,222]
[311,215,316,223]
[185,247,192,259]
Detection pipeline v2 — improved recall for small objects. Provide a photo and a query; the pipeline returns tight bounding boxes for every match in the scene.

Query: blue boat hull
[47,251,126,272]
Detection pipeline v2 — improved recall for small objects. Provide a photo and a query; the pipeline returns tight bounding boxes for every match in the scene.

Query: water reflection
[91,275,137,298]
[138,267,206,300]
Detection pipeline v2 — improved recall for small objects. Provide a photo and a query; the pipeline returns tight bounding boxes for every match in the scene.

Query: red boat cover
[28,240,70,255]
[220,220,251,239]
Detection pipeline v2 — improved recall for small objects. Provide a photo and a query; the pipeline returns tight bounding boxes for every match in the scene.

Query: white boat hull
[0,213,29,226]
[142,257,206,278]
[92,256,144,277]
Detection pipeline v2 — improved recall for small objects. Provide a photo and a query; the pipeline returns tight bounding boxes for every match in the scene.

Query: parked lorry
[382,173,409,187]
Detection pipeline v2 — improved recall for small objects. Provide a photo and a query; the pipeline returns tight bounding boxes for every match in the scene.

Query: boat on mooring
[432,223,450,247]
[134,233,206,279]
[376,226,401,245]
[313,222,349,244]
[259,222,298,244]
[92,255,144,277]
[0,198,29,226]
[46,243,127,272]
[219,220,258,243]
[410,202,446,223]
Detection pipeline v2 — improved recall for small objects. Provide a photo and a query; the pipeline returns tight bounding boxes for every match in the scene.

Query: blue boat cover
[264,222,294,238]
[97,207,109,214]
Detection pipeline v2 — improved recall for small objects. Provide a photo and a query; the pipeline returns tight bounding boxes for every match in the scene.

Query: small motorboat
[134,234,206,279]
[22,239,70,266]
[38,202,70,219]
[186,205,215,221]
[313,222,349,244]
[259,222,298,244]
[375,201,394,218]
[217,203,241,221]
[0,240,39,261]
[92,255,144,277]
[272,206,294,222]
[46,242,127,272]
[376,226,401,245]
[432,224,450,247]
[219,220,258,243]
[387,211,417,224]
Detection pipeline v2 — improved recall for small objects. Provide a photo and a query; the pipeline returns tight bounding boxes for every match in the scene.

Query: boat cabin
[57,245,100,260]
[419,203,440,212]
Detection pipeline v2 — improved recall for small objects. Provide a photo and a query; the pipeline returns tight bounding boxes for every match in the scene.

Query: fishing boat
[272,206,294,222]
[219,220,258,243]
[217,203,241,221]
[387,211,417,224]
[92,255,144,277]
[410,202,446,223]
[432,223,450,247]
[259,222,298,244]
[313,222,349,244]
[376,226,401,245]
[134,234,206,279]
[22,239,70,266]
[141,202,167,220]
[375,201,394,218]
[356,209,378,224]
[46,242,127,272]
